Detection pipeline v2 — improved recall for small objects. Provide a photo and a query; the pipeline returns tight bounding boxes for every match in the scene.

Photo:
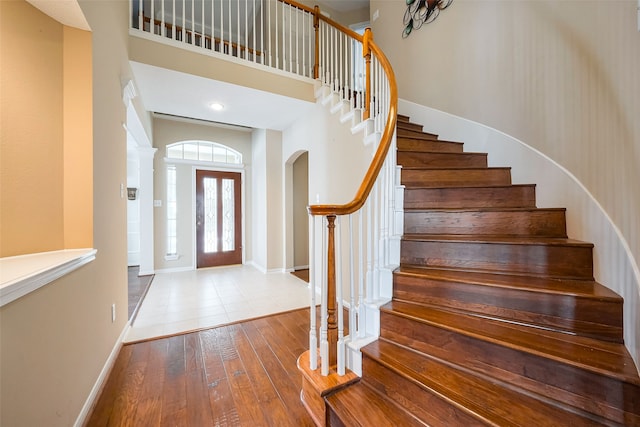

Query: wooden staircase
[323,115,640,426]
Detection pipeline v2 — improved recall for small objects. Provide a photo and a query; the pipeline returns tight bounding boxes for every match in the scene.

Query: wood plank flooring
[86,308,315,426]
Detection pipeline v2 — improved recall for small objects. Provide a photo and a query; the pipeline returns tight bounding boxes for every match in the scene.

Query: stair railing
[308,22,398,376]
[129,0,398,377]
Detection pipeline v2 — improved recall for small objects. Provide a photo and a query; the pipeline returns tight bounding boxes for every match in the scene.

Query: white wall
[251,129,268,270]
[126,140,141,266]
[250,129,285,272]
[152,117,253,271]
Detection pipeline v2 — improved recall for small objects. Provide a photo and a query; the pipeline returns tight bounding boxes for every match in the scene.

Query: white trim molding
[74,322,131,427]
[0,249,97,307]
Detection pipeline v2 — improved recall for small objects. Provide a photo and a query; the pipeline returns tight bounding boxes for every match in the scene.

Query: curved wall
[371,0,640,369]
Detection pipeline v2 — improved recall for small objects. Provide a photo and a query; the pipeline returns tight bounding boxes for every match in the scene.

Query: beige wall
[373,0,639,273]
[0,2,93,256]
[63,26,94,249]
[293,151,309,268]
[152,117,253,270]
[308,1,370,27]
[129,36,315,103]
[1,0,64,255]
[1,0,136,424]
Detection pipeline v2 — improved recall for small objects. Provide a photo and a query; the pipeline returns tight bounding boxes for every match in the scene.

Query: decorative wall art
[403,0,453,38]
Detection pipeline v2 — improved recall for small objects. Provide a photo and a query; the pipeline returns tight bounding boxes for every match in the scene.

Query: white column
[138,146,157,275]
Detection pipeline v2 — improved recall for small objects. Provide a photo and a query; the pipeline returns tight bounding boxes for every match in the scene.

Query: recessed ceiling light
[209,102,225,111]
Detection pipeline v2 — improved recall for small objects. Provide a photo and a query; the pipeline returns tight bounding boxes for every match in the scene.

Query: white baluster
[275,1,279,68]
[190,0,194,45]
[374,180,381,302]
[309,214,317,370]
[336,216,345,376]
[288,5,293,72]
[348,214,356,344]
[301,9,306,77]
[252,0,257,61]
[228,0,232,53]
[245,0,249,59]
[295,7,299,75]
[366,192,373,306]
[236,0,240,56]
[320,216,329,376]
[260,0,264,64]
[358,208,365,338]
[201,0,205,48]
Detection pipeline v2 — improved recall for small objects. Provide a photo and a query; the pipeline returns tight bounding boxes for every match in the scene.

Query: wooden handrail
[308,40,398,216]
[277,0,366,43]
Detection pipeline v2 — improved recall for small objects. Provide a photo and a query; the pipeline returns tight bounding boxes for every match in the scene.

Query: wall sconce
[403,0,453,38]
[127,187,138,200]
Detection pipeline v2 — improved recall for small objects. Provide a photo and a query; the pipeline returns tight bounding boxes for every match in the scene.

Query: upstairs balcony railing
[130,0,399,377]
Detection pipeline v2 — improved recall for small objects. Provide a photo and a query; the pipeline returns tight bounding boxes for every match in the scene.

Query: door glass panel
[222,178,235,251]
[203,177,218,253]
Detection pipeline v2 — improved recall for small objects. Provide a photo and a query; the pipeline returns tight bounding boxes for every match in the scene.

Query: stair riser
[360,356,486,426]
[396,121,424,132]
[404,210,567,237]
[404,186,537,209]
[397,128,438,139]
[401,168,512,187]
[393,274,623,342]
[400,240,594,279]
[397,152,488,168]
[379,311,639,422]
[397,138,463,153]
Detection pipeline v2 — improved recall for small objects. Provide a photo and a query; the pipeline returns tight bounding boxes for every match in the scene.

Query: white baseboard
[74,322,131,427]
[153,265,193,274]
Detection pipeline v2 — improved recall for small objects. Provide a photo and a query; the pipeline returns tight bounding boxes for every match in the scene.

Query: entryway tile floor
[125,264,315,343]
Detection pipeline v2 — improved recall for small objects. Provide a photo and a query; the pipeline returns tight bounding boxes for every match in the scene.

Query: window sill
[0,248,97,307]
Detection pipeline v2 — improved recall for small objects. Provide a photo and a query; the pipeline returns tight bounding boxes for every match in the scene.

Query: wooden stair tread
[397,138,464,146]
[394,266,621,299]
[325,382,425,427]
[397,130,440,140]
[397,150,486,156]
[363,339,607,426]
[382,300,640,384]
[404,183,534,192]
[402,234,594,247]
[401,166,510,171]
[403,206,564,213]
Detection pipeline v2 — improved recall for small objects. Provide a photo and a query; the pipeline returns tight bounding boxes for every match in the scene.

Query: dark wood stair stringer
[322,115,640,426]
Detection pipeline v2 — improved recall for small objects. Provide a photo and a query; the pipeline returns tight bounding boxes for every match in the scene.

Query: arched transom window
[166,141,242,164]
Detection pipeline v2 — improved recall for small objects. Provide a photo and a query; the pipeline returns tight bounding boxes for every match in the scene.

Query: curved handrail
[308,40,398,216]
[279,0,364,42]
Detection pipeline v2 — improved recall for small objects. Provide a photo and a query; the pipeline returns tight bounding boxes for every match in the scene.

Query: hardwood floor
[290,269,309,283]
[86,308,315,426]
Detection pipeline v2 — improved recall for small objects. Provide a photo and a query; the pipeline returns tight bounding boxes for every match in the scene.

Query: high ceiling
[130,62,316,131]
[27,0,370,132]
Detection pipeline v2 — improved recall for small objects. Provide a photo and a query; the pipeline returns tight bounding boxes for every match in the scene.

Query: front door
[196,170,242,268]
